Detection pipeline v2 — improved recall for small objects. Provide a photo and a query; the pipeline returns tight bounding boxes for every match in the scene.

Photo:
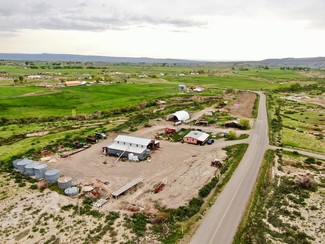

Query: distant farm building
[178,84,187,90]
[224,120,240,128]
[105,135,159,161]
[184,131,209,145]
[64,81,82,86]
[166,110,190,122]
[27,75,42,79]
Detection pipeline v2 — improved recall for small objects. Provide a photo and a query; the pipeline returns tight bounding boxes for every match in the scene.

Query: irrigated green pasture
[0,84,179,118]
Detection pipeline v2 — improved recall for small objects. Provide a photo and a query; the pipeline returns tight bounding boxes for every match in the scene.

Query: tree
[239,119,250,130]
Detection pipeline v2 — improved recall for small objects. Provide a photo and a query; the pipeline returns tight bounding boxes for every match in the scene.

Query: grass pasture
[0,84,179,119]
[283,128,325,153]
[163,74,282,90]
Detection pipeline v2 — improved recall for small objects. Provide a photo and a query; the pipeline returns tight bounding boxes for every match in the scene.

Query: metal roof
[108,142,148,154]
[171,110,190,121]
[114,135,152,146]
[184,130,209,142]
[112,177,144,197]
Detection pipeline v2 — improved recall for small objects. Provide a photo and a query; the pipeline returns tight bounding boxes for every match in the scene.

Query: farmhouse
[184,130,209,145]
[166,110,190,122]
[106,135,159,160]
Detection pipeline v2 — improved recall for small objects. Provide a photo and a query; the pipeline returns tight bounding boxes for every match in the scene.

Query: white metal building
[106,135,159,160]
[166,110,190,122]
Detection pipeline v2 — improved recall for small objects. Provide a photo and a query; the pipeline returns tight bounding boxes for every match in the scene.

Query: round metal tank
[64,187,79,196]
[13,159,23,169]
[17,159,33,173]
[44,169,60,184]
[34,164,48,179]
[24,162,40,176]
[58,176,72,190]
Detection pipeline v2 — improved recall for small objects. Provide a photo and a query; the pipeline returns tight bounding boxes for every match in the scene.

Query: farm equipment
[86,137,97,143]
[211,159,222,168]
[154,183,166,194]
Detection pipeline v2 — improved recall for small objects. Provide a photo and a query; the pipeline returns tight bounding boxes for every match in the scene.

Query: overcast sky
[0,0,324,61]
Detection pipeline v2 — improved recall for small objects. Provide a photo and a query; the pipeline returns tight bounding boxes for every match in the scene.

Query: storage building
[166,110,190,122]
[106,135,159,160]
[184,130,210,145]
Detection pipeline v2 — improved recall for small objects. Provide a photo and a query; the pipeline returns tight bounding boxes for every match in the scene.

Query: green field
[0,84,180,118]
[283,128,325,153]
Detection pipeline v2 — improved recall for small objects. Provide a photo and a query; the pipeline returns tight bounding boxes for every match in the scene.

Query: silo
[34,164,48,179]
[25,162,40,176]
[17,159,33,173]
[64,187,79,196]
[13,159,23,169]
[58,176,72,190]
[44,169,60,184]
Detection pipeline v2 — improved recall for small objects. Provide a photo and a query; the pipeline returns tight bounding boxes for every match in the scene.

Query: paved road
[190,92,269,244]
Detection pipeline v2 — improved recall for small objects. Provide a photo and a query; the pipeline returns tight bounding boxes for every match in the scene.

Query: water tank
[64,187,79,196]
[34,164,48,179]
[45,169,60,184]
[17,159,33,173]
[13,159,23,169]
[24,162,40,176]
[58,176,72,190]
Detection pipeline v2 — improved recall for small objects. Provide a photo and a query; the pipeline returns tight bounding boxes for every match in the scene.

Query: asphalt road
[190,92,269,244]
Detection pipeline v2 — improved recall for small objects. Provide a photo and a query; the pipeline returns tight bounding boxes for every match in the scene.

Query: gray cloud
[0,0,324,32]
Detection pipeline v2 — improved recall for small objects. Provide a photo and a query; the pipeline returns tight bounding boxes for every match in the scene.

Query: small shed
[184,131,209,145]
[225,120,239,128]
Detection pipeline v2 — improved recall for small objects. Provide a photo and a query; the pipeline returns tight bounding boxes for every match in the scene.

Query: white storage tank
[45,169,60,184]
[13,159,23,169]
[25,162,40,176]
[64,187,79,196]
[17,159,33,173]
[58,176,72,190]
[34,164,48,179]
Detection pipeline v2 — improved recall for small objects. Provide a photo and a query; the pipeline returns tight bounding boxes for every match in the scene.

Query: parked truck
[95,132,107,139]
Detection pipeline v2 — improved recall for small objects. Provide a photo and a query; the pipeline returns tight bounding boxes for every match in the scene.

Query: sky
[0,0,324,61]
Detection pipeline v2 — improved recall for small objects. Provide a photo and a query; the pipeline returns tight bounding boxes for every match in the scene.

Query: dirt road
[190,92,269,244]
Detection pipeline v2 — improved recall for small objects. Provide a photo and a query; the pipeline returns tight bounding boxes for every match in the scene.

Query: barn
[106,135,159,161]
[166,110,190,122]
[184,131,209,145]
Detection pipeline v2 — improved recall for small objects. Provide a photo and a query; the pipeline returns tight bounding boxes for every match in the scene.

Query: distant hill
[0,53,203,64]
[1,53,324,68]
[248,57,325,68]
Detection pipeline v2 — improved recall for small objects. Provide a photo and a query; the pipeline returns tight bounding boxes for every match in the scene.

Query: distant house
[184,131,209,145]
[178,84,187,90]
[106,135,159,161]
[64,81,82,87]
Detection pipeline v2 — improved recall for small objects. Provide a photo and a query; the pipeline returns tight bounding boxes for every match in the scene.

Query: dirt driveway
[46,120,248,210]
